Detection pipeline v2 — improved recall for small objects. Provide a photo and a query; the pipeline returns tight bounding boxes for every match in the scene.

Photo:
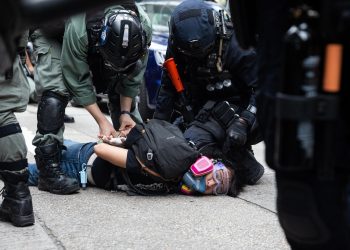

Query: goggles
[212,161,230,195]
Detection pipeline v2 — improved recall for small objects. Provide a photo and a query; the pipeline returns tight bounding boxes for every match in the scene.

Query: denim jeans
[28,140,95,186]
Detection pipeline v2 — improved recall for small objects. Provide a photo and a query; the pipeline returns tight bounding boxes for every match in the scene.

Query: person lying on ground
[27,136,238,196]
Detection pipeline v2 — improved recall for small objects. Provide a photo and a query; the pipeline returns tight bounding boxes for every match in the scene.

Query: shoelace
[50,163,65,176]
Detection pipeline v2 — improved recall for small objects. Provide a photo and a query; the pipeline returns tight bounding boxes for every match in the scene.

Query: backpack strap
[135,155,180,183]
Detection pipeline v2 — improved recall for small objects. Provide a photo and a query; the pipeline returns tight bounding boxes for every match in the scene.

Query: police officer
[236,0,350,248]
[30,2,152,195]
[0,33,35,227]
[154,0,264,185]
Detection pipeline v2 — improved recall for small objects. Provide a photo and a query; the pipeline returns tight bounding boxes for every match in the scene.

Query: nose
[207,178,216,188]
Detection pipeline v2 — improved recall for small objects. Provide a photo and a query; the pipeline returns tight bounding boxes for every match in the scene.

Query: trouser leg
[0,120,34,227]
[276,171,350,249]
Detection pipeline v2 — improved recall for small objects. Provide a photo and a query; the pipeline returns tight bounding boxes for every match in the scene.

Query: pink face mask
[189,156,214,176]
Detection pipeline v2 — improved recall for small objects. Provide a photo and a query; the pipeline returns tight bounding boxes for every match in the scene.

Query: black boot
[0,169,35,227]
[64,114,75,123]
[239,148,265,185]
[35,142,79,194]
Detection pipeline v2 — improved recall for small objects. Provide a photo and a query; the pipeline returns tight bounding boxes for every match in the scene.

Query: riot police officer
[0,34,35,227]
[230,0,350,248]
[154,0,264,185]
[30,3,152,195]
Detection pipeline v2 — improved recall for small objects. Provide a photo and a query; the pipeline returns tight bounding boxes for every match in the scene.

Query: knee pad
[37,91,68,134]
[276,179,330,245]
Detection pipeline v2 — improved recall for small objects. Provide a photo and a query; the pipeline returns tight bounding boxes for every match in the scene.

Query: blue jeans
[28,140,95,186]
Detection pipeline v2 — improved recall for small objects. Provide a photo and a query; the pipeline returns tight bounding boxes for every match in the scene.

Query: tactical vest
[176,38,240,112]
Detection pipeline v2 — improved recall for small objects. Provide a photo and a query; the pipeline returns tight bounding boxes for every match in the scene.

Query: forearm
[85,103,110,125]
[94,143,128,168]
[120,95,133,112]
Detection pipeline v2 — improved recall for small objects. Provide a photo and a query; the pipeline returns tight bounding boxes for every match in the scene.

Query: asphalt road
[0,104,290,250]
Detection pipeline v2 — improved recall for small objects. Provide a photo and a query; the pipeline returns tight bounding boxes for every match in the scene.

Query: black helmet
[99,9,147,72]
[170,0,217,58]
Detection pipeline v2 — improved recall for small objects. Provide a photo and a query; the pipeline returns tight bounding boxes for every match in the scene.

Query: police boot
[240,148,264,185]
[64,114,75,123]
[35,142,79,194]
[0,168,35,227]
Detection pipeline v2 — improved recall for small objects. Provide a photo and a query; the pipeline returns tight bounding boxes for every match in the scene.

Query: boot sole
[0,210,35,227]
[38,183,80,195]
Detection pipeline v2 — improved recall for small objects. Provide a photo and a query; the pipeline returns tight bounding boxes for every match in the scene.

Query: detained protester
[154,0,264,185]
[29,3,152,195]
[27,120,238,196]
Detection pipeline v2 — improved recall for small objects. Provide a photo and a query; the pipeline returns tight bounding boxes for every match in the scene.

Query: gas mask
[181,156,231,195]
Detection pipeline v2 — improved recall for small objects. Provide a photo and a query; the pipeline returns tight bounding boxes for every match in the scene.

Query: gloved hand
[224,118,248,152]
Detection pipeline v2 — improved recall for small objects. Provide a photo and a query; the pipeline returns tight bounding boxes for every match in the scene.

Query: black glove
[223,110,255,153]
[224,118,248,151]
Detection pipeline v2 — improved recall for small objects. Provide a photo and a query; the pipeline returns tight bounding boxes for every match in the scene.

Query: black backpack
[124,119,200,182]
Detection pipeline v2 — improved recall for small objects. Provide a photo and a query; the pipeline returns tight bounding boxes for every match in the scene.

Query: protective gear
[170,1,217,58]
[0,168,34,227]
[224,117,248,150]
[37,91,68,135]
[98,9,147,72]
[182,158,231,195]
[170,0,233,60]
[190,156,213,176]
[224,109,256,150]
[182,171,207,193]
[34,141,80,194]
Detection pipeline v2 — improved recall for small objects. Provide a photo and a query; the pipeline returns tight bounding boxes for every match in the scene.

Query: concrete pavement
[0,104,290,250]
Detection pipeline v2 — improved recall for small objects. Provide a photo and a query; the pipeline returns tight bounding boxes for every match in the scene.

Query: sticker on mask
[190,156,213,177]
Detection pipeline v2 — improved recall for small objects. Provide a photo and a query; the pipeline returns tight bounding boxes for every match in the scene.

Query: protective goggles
[212,161,230,195]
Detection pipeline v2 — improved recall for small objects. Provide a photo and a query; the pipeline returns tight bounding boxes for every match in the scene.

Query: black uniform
[154,0,264,186]
[251,0,350,248]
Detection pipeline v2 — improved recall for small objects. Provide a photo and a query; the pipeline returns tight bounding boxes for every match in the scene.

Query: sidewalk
[0,104,290,250]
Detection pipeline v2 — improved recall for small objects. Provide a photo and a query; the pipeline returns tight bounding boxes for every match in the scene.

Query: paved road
[0,104,290,250]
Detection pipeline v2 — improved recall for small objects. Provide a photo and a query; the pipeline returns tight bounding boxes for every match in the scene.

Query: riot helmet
[98,9,147,72]
[170,0,233,63]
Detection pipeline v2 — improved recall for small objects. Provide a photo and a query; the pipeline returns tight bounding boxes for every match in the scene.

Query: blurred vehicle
[137,0,175,119]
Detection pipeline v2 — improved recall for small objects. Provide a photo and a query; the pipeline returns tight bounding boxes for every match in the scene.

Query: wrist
[120,110,132,116]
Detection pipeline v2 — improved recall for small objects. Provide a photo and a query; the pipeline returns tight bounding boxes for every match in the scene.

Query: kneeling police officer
[30,2,152,194]
[154,0,263,185]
